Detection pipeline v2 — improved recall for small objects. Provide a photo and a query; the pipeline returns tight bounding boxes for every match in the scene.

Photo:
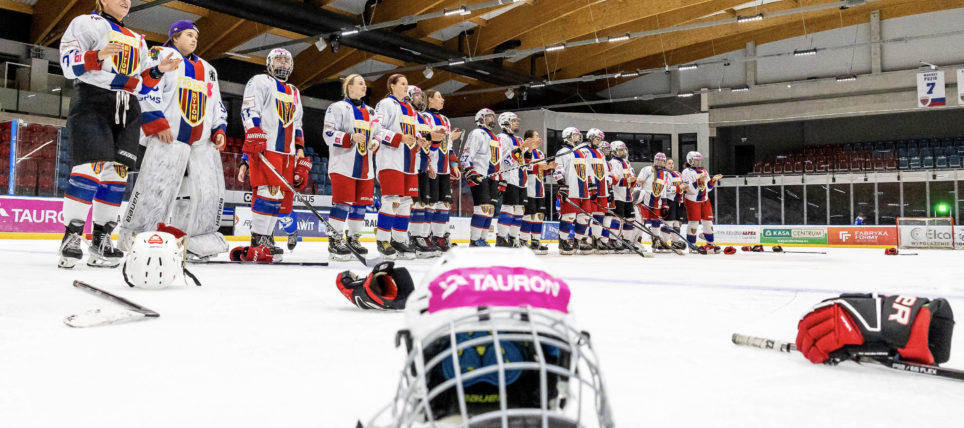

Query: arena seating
[750,137,964,175]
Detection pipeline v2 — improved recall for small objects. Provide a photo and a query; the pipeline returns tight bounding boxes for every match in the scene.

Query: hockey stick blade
[73,280,159,316]
[601,204,684,255]
[64,308,156,328]
[565,199,652,258]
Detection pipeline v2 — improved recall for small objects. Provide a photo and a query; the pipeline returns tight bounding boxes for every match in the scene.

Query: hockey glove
[587,181,598,198]
[885,247,899,255]
[293,157,313,191]
[497,180,507,196]
[723,246,736,255]
[336,261,415,310]
[772,245,784,253]
[229,245,274,263]
[796,294,954,365]
[659,205,670,219]
[751,245,764,252]
[465,170,483,187]
[558,185,569,203]
[242,126,268,157]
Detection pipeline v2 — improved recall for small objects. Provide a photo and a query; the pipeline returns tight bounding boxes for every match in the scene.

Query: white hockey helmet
[407,85,424,110]
[586,128,605,144]
[610,140,628,158]
[475,108,496,128]
[562,127,582,145]
[686,151,703,167]
[380,247,613,427]
[266,48,293,81]
[498,111,518,129]
[122,231,184,289]
[654,152,667,168]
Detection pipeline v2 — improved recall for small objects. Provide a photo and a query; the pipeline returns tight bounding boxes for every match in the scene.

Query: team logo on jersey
[108,31,140,77]
[591,159,605,180]
[354,120,371,156]
[652,174,665,197]
[489,140,500,165]
[574,163,587,181]
[399,114,417,147]
[274,91,296,127]
[90,162,104,174]
[114,164,128,179]
[177,76,208,127]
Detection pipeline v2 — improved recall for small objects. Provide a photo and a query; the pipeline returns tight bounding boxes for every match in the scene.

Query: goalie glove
[796,294,954,365]
[336,261,415,310]
[293,157,313,191]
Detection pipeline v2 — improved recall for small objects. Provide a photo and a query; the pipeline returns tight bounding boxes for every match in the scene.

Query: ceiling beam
[0,0,33,14]
[31,0,81,45]
[292,48,370,88]
[198,20,271,59]
[470,0,588,54]
[367,0,450,23]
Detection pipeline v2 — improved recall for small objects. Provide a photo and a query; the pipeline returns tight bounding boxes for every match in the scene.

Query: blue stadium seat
[950,155,962,168]
[909,156,922,169]
[899,157,909,169]
[936,155,948,168]
[923,156,934,168]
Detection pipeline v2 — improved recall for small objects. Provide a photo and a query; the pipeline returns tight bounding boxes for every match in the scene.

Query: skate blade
[58,257,80,269]
[86,255,121,268]
[328,254,355,262]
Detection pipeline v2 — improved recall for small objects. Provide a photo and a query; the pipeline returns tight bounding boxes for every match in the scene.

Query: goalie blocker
[796,293,954,366]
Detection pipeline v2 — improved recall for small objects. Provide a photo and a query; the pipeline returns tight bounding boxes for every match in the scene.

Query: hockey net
[896,217,956,249]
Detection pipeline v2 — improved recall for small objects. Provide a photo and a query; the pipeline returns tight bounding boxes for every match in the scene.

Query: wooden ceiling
[6,0,964,115]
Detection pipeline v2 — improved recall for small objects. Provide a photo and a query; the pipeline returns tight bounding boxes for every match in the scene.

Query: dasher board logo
[761,227,827,244]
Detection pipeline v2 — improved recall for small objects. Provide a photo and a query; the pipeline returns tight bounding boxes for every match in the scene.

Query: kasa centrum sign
[761,227,828,244]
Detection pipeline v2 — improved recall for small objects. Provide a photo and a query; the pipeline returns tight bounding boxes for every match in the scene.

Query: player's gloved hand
[293,157,313,191]
[660,205,670,219]
[498,180,507,193]
[588,181,598,198]
[242,126,267,157]
[796,294,953,365]
[607,193,614,206]
[465,170,483,187]
[558,185,569,203]
[335,261,415,310]
[229,245,274,263]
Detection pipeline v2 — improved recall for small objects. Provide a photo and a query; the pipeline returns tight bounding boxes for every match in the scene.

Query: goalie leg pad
[117,138,190,250]
[168,142,227,257]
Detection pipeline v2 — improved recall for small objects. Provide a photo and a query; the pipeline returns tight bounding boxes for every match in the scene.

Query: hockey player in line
[661,157,687,251]
[605,141,635,254]
[117,20,229,262]
[237,48,311,262]
[682,151,723,254]
[407,86,440,258]
[583,129,611,254]
[322,73,376,261]
[460,108,502,247]
[553,127,594,255]
[633,153,671,252]
[58,0,181,268]
[496,112,542,248]
[421,89,463,252]
[520,130,553,255]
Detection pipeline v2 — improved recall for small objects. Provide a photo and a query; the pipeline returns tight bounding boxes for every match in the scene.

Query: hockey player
[407,86,438,258]
[553,127,596,255]
[459,108,501,247]
[633,153,670,252]
[372,74,435,259]
[521,130,553,255]
[583,128,611,255]
[238,48,309,261]
[322,73,376,261]
[496,112,541,247]
[661,157,686,250]
[606,141,635,253]
[422,89,462,252]
[117,20,228,262]
[682,151,724,253]
[58,0,180,268]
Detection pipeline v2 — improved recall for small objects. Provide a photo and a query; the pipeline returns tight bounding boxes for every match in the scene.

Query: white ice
[1,240,962,427]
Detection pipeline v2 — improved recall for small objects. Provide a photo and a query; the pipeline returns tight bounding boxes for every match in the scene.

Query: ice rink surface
[1,239,962,427]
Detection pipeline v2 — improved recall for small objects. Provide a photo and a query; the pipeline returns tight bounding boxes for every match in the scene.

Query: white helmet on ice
[610,140,627,158]
[498,111,518,130]
[686,151,703,167]
[586,128,605,145]
[381,247,613,427]
[475,108,496,128]
[266,48,293,81]
[122,231,184,289]
[562,127,582,145]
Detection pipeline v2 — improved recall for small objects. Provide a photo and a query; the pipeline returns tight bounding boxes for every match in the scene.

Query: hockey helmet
[123,231,185,289]
[586,128,605,145]
[475,108,496,128]
[381,247,613,427]
[610,140,628,158]
[407,85,425,110]
[686,151,703,167]
[266,48,293,81]
[498,111,518,130]
[654,152,667,168]
[562,127,582,145]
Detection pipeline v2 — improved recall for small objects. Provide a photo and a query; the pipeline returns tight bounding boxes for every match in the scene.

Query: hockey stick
[731,333,964,381]
[482,142,588,180]
[64,280,159,328]
[565,198,653,258]
[635,203,702,252]
[257,152,379,267]
[195,260,330,266]
[596,202,685,256]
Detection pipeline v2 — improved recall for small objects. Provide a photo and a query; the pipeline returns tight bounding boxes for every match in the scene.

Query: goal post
[896,217,956,249]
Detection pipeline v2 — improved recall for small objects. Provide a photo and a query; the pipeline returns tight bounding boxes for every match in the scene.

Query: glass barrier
[877,182,900,224]
[930,181,954,219]
[760,186,782,224]
[853,182,876,225]
[829,184,851,225]
[715,187,736,224]
[784,185,804,224]
[902,181,927,217]
[806,184,827,225]
[738,186,758,224]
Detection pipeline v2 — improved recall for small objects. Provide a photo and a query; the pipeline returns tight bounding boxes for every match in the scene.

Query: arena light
[678,64,698,71]
[835,75,857,82]
[545,44,566,52]
[936,203,950,214]
[505,88,515,99]
[793,48,817,56]
[731,86,750,92]
[621,72,639,78]
[449,59,466,66]
[340,29,359,36]
[423,65,434,79]
[737,13,764,23]
[608,34,630,43]
[677,92,695,98]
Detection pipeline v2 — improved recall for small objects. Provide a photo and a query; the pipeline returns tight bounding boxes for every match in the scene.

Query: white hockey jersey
[635,166,670,209]
[609,157,635,202]
[662,169,684,203]
[526,149,549,199]
[59,13,159,95]
[682,166,716,202]
[460,126,501,177]
[423,109,454,175]
[498,132,528,187]
[138,46,226,145]
[323,99,375,180]
[373,95,421,174]
[554,146,606,200]
[241,74,304,155]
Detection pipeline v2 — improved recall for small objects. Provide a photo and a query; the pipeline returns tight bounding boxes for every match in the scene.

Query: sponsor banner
[0,196,68,233]
[956,226,964,250]
[917,71,946,108]
[225,190,333,207]
[828,226,898,246]
[899,222,954,248]
[760,227,828,245]
[711,225,760,244]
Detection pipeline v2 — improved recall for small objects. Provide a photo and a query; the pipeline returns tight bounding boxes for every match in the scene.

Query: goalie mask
[372,247,614,428]
[266,48,293,81]
[123,231,184,289]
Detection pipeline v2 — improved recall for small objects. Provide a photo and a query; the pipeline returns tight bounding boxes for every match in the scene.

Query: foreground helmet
[266,48,293,81]
[475,108,496,128]
[562,127,582,145]
[686,151,703,167]
[122,231,184,289]
[377,247,614,428]
[498,111,518,129]
[610,140,628,158]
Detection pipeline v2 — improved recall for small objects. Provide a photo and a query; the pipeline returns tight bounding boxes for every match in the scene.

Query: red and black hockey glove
[796,294,954,365]
[465,170,483,187]
[497,180,507,197]
[741,246,751,252]
[772,245,783,253]
[293,157,313,191]
[336,261,414,310]
[723,246,736,255]
[557,185,569,203]
[885,247,899,255]
[751,245,764,252]
[229,245,274,263]
[659,205,670,219]
[242,126,267,157]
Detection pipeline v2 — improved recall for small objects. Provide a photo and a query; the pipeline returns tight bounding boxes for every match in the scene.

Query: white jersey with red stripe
[585,147,610,198]
[59,13,159,95]
[241,74,304,155]
[423,109,454,175]
[662,169,684,203]
[635,166,670,209]
[137,46,226,145]
[415,112,433,172]
[555,146,605,199]
[460,126,501,178]
[682,166,716,202]
[323,99,375,180]
[526,149,549,199]
[609,157,635,202]
[373,95,421,174]
[498,131,527,187]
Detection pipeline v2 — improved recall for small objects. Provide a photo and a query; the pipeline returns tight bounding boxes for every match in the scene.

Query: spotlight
[737,13,764,23]
[793,48,817,56]
[678,64,698,71]
[423,65,434,79]
[835,75,857,82]
[505,88,514,99]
